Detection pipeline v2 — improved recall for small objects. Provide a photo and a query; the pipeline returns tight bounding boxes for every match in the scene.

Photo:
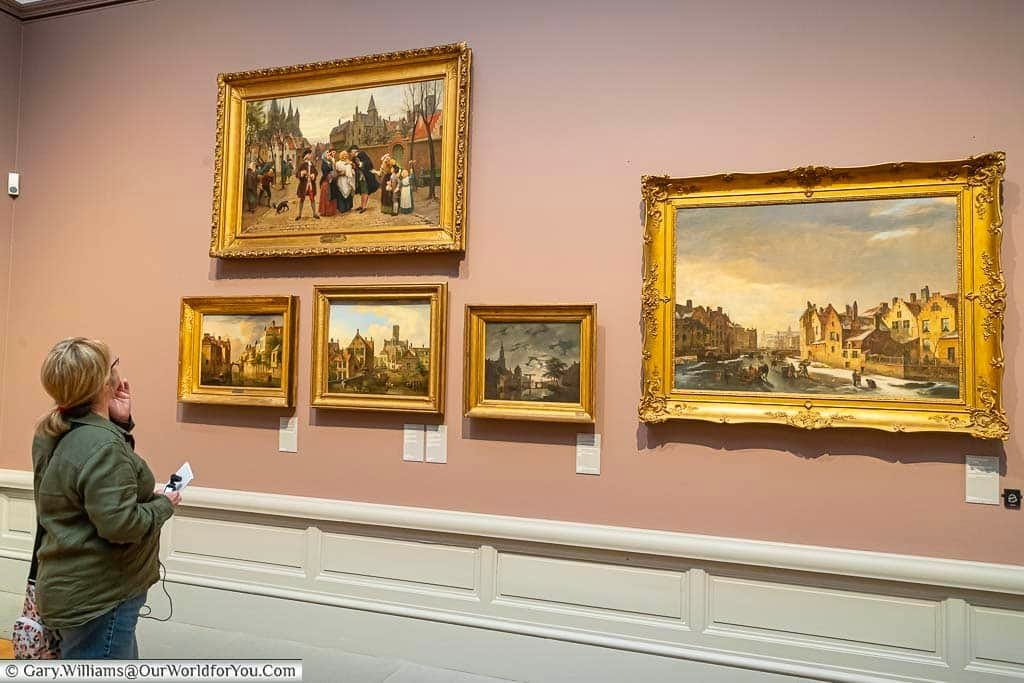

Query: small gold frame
[639,152,1008,439]
[311,284,447,414]
[210,43,471,258]
[178,296,298,407]
[464,305,596,423]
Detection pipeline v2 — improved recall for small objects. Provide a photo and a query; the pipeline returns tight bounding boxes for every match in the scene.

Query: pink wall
[0,12,21,416]
[2,0,1022,564]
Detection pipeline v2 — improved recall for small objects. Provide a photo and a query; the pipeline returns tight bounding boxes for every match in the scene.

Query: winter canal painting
[673,196,961,401]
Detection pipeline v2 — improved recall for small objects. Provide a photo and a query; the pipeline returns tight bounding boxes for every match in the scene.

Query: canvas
[241,80,443,232]
[639,154,1008,438]
[178,297,298,407]
[465,306,596,423]
[211,44,471,258]
[483,322,582,403]
[200,314,285,388]
[312,285,446,414]
[326,302,432,397]
[674,197,961,401]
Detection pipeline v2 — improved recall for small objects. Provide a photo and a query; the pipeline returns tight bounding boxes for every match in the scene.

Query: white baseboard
[1,469,1021,682]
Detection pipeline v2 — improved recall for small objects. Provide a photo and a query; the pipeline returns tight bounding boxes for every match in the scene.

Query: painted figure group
[294,146,416,221]
[243,161,276,212]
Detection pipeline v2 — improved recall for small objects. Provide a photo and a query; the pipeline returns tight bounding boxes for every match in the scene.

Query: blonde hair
[36,338,114,438]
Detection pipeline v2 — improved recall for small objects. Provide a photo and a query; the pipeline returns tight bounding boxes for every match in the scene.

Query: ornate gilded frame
[178,296,298,407]
[464,305,596,423]
[311,284,447,414]
[210,43,471,258]
[639,153,1008,439]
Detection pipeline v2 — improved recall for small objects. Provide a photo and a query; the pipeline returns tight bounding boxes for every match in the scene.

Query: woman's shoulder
[58,423,129,457]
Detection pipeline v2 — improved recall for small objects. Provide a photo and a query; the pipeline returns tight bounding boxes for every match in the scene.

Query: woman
[334,151,354,214]
[317,151,337,218]
[32,338,180,659]
[378,154,394,215]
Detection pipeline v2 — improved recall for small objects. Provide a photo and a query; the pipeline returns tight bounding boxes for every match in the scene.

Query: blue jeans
[58,592,147,659]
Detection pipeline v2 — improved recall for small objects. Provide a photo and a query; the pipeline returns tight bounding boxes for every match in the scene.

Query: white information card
[279,416,298,453]
[403,424,426,462]
[425,424,447,463]
[576,433,601,475]
[965,455,999,505]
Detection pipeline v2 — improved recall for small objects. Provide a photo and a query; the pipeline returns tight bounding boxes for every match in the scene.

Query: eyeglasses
[111,357,120,371]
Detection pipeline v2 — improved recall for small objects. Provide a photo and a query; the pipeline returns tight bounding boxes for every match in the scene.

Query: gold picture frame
[464,305,596,423]
[311,284,447,414]
[178,296,298,407]
[210,43,471,258]
[639,152,1008,439]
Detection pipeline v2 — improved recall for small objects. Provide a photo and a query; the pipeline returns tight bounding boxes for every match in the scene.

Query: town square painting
[241,79,444,233]
[210,44,471,258]
[311,285,446,414]
[673,196,962,401]
[484,323,582,403]
[178,296,297,407]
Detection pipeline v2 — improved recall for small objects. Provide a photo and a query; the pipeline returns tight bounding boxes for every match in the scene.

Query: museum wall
[0,13,21,417]
[1,0,1022,564]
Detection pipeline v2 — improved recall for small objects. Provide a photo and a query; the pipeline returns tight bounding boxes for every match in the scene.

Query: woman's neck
[91,400,110,420]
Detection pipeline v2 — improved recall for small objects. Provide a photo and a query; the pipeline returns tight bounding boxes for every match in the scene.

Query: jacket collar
[68,412,126,438]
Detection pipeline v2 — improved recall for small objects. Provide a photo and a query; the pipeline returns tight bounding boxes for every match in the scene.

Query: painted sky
[255,79,444,144]
[329,302,431,352]
[485,323,581,379]
[674,196,958,337]
[202,315,278,357]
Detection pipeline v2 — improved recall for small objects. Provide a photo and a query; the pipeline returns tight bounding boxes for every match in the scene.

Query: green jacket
[31,413,175,629]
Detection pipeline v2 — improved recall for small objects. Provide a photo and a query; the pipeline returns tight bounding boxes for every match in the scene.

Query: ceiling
[0,0,139,20]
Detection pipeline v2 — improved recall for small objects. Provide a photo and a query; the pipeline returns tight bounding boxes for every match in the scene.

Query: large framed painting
[311,284,447,414]
[639,153,1008,439]
[210,43,471,258]
[464,305,596,423]
[178,296,298,407]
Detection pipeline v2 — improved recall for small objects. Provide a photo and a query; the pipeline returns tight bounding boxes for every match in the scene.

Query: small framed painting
[210,43,471,258]
[311,284,447,414]
[464,305,596,423]
[178,296,298,407]
[639,152,1008,438]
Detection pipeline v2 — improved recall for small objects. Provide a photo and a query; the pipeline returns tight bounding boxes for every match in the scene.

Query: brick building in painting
[798,285,960,380]
[674,300,757,360]
[328,94,443,180]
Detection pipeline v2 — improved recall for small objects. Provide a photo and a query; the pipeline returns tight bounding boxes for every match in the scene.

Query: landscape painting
[326,301,432,396]
[483,322,582,403]
[200,314,284,388]
[241,78,444,233]
[673,196,961,401]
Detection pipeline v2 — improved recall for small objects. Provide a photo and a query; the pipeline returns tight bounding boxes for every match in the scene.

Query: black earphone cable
[138,560,173,622]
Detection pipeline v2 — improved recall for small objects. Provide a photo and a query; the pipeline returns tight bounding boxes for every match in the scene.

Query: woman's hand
[109,379,132,424]
[155,489,182,507]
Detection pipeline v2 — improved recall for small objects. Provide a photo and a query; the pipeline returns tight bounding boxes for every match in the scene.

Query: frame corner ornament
[929,379,1009,440]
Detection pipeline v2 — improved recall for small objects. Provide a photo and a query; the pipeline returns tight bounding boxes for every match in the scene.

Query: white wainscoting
[0,468,1022,682]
